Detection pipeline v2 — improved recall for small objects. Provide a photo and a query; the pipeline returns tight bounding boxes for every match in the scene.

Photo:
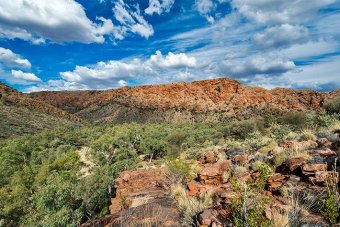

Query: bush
[278,112,306,130]
[316,113,338,128]
[324,97,340,114]
[167,158,198,182]
[270,123,291,141]
[231,179,271,227]
[320,193,339,224]
[224,120,264,139]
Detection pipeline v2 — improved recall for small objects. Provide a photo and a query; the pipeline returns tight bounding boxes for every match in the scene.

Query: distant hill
[0,82,80,138]
[30,78,340,124]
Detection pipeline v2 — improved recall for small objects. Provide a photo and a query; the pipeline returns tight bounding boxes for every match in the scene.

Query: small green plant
[320,192,339,224]
[230,179,271,227]
[256,163,273,192]
[320,167,340,225]
[258,140,277,153]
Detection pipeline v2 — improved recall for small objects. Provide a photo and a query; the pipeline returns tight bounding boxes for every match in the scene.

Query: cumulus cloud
[26,51,198,91]
[254,24,309,49]
[0,47,31,69]
[232,0,336,24]
[0,0,120,44]
[149,51,197,68]
[145,0,175,15]
[11,70,41,82]
[220,55,295,77]
[195,0,217,23]
[60,59,149,88]
[113,0,154,39]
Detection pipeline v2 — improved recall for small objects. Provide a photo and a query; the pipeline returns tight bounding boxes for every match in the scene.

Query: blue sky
[0,0,339,92]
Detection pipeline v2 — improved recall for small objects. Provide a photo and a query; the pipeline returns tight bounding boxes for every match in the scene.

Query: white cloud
[280,39,339,59]
[60,59,147,87]
[254,24,309,48]
[0,47,31,68]
[11,70,41,82]
[27,51,198,91]
[149,51,197,68]
[145,0,175,15]
[220,55,295,77]
[195,0,216,23]
[283,55,340,90]
[0,0,118,44]
[26,80,89,92]
[113,0,154,39]
[232,0,336,24]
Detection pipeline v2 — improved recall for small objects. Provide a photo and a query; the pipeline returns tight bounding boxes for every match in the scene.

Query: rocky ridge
[0,82,80,138]
[30,78,340,123]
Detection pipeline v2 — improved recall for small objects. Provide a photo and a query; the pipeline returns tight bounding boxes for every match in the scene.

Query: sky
[0,0,339,92]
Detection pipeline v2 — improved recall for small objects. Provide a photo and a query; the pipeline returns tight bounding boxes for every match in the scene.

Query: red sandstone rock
[198,160,232,185]
[317,138,332,148]
[303,164,327,172]
[110,168,168,214]
[29,78,340,123]
[276,157,308,173]
[202,151,217,164]
[233,154,248,166]
[308,148,336,156]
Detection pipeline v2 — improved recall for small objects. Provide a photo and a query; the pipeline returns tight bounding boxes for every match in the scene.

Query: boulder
[201,150,217,164]
[110,168,168,214]
[280,140,318,151]
[81,197,180,227]
[308,148,336,156]
[267,173,289,191]
[233,154,248,166]
[317,138,332,148]
[198,160,232,185]
[276,157,308,173]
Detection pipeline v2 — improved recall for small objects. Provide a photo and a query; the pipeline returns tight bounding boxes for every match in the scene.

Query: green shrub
[316,113,338,128]
[167,158,198,182]
[320,192,339,224]
[270,123,291,141]
[224,120,264,139]
[231,180,271,227]
[324,97,340,114]
[278,112,306,130]
[244,131,268,150]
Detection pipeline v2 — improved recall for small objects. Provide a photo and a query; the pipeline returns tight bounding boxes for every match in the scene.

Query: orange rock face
[29,78,340,123]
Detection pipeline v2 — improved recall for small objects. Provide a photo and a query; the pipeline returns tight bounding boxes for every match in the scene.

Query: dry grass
[288,191,318,227]
[232,165,248,176]
[272,211,289,227]
[299,129,317,141]
[170,184,213,225]
[273,148,311,168]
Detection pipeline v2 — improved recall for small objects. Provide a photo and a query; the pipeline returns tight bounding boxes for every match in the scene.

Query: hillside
[30,78,340,123]
[0,82,80,138]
